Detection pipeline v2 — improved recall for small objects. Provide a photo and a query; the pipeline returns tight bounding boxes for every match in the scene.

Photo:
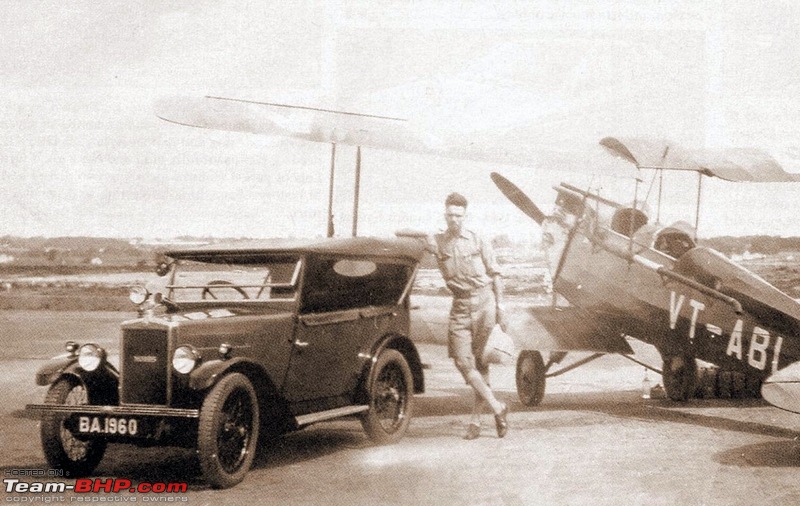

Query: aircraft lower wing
[410,298,632,354]
[762,361,800,414]
[507,305,633,354]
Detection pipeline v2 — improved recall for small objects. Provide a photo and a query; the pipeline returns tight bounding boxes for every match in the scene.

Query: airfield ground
[1,305,799,505]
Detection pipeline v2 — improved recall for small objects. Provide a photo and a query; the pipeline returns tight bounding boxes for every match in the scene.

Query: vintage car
[26,237,426,488]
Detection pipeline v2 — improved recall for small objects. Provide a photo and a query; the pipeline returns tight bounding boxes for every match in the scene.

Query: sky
[2,0,800,242]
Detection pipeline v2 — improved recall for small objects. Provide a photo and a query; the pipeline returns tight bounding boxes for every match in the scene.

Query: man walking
[429,192,509,439]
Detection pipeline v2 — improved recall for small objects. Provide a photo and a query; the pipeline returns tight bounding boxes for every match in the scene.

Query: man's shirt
[433,229,501,294]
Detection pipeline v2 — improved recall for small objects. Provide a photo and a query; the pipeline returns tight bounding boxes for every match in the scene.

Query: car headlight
[78,343,106,372]
[129,285,149,305]
[172,346,199,374]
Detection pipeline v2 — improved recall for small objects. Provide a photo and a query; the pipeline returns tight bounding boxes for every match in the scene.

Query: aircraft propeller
[490,172,546,225]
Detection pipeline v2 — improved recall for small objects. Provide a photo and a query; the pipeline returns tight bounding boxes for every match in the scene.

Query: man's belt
[449,283,491,299]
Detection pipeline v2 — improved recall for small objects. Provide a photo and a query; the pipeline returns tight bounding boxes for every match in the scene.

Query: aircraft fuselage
[549,184,800,380]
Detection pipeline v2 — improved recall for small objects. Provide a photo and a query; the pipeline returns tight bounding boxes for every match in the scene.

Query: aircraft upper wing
[154,95,637,177]
[600,136,800,182]
[155,96,798,181]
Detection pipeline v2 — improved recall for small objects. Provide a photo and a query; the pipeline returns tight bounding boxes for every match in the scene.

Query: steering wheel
[201,280,250,300]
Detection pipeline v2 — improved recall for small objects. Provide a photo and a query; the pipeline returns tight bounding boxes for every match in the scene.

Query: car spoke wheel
[198,373,259,489]
[662,353,697,402]
[40,378,107,477]
[516,350,546,406]
[361,350,413,444]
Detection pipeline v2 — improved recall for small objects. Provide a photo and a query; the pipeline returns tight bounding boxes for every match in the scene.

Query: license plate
[77,416,139,436]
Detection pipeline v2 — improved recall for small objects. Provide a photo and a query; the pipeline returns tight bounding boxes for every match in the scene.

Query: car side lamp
[219,343,233,360]
[65,341,79,356]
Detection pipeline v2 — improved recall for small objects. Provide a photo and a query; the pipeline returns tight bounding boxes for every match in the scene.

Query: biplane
[154,96,800,410]
[491,137,800,405]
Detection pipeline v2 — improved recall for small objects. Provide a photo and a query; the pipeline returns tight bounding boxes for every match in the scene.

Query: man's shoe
[464,423,481,440]
[494,403,509,438]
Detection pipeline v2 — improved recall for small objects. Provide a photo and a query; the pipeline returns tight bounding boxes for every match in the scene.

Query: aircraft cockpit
[631,220,696,259]
[610,206,649,237]
[653,223,696,258]
[553,190,585,227]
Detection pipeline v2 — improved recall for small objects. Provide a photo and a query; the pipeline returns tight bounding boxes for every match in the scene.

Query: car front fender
[188,357,258,391]
[35,358,119,405]
[35,356,78,386]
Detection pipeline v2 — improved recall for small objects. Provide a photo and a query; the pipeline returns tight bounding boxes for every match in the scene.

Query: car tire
[360,349,414,445]
[197,373,259,489]
[40,377,107,478]
[516,350,546,406]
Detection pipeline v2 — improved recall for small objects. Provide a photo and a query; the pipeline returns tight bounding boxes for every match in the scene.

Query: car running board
[295,405,369,427]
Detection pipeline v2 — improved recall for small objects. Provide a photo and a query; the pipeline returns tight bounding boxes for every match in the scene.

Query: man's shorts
[447,284,497,374]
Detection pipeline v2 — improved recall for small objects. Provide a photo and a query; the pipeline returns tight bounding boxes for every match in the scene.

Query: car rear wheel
[197,373,259,489]
[516,350,546,406]
[40,377,107,477]
[360,349,413,444]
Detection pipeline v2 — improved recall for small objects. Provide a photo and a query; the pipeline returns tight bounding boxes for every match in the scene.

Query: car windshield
[166,257,301,303]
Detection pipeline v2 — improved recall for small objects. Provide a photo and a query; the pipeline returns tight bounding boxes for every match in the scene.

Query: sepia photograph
[2,1,800,504]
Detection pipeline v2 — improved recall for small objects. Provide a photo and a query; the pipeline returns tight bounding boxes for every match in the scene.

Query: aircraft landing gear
[695,367,761,399]
[661,353,697,401]
[515,350,606,406]
[516,350,546,406]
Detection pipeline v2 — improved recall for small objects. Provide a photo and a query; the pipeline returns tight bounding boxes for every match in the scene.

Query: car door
[281,256,381,403]
[282,309,371,402]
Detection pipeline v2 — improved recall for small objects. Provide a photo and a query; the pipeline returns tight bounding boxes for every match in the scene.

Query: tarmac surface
[1,308,800,505]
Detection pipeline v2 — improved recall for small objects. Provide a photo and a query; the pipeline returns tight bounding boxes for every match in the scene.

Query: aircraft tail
[762,361,800,414]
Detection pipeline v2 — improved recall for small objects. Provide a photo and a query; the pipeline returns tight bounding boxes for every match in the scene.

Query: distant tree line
[700,235,800,256]
[2,234,800,271]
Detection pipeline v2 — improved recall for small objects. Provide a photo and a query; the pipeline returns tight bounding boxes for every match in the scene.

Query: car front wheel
[360,349,414,444]
[197,373,259,489]
[40,377,107,477]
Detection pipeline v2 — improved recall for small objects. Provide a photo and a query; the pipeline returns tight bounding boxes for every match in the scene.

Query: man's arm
[479,235,507,331]
[492,273,507,331]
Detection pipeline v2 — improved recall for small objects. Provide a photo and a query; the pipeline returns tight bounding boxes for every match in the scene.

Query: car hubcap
[375,364,406,432]
[62,385,90,461]
[217,389,253,473]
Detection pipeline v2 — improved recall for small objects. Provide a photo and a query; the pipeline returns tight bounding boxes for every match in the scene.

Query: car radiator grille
[121,328,169,405]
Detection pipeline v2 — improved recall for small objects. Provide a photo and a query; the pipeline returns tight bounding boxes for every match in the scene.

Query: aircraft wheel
[694,367,718,399]
[744,375,762,398]
[731,372,747,398]
[516,350,546,406]
[662,353,697,402]
[716,370,733,399]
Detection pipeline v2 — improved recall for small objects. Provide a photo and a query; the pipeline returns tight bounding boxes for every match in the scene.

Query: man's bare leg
[465,369,504,415]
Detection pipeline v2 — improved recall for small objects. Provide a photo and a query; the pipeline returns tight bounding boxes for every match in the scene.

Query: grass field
[0,255,797,311]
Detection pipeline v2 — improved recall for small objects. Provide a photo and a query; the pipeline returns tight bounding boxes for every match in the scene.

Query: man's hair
[445,192,468,208]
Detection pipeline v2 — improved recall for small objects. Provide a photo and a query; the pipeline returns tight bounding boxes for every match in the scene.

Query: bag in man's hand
[482,324,515,365]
